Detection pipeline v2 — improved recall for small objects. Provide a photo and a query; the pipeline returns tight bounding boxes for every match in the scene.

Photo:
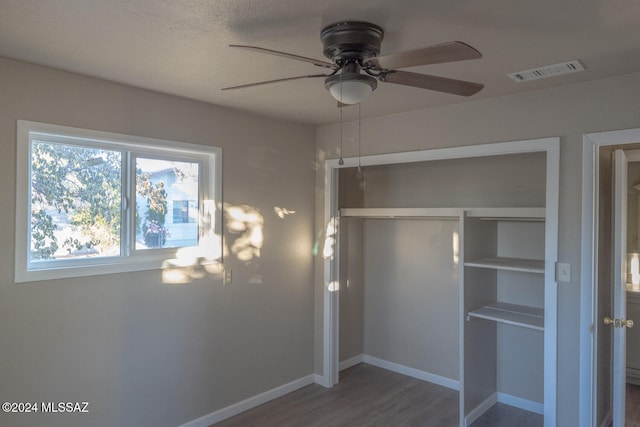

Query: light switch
[556,262,570,282]
[224,269,232,285]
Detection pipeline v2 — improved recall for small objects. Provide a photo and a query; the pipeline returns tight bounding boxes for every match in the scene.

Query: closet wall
[339,169,365,363]
[495,221,545,402]
[362,218,459,378]
[362,152,546,208]
[337,153,547,386]
[339,217,365,363]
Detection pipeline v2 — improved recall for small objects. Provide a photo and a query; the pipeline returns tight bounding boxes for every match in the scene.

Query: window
[15,121,222,282]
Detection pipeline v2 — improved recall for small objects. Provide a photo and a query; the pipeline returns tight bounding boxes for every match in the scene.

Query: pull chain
[357,102,366,191]
[357,103,361,172]
[338,77,344,166]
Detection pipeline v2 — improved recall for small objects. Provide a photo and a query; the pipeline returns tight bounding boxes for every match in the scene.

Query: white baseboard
[464,393,497,427]
[177,375,315,427]
[362,354,460,391]
[496,392,543,415]
[339,354,364,371]
[313,373,326,386]
[464,391,543,426]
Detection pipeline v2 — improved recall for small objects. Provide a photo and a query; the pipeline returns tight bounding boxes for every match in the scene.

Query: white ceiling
[3,0,640,125]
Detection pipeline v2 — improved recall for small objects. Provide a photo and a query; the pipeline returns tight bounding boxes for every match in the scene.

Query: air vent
[507,60,585,83]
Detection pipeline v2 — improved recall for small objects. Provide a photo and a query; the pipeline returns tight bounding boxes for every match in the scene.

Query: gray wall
[338,218,365,362]
[362,218,460,379]
[361,153,546,208]
[315,71,640,426]
[0,57,316,427]
[496,221,545,402]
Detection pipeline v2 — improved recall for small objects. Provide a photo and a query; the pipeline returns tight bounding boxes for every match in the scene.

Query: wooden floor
[212,363,541,427]
[628,382,640,427]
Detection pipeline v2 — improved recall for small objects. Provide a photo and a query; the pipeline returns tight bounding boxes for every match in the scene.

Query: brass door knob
[604,317,634,328]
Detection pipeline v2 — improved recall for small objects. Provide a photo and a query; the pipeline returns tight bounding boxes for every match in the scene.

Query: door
[583,131,640,427]
[612,149,640,425]
[612,149,629,426]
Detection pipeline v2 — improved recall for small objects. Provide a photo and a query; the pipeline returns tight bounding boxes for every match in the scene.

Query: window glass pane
[135,158,199,250]
[30,141,122,262]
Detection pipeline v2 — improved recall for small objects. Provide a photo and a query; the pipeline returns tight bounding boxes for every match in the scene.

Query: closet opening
[321,138,559,427]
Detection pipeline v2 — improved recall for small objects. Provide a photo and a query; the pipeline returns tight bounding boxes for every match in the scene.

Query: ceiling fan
[222,21,484,105]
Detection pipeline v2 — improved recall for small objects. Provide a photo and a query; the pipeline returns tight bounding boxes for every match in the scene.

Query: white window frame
[15,120,222,283]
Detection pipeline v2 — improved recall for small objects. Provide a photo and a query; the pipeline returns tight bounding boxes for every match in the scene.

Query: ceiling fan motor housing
[321,21,384,64]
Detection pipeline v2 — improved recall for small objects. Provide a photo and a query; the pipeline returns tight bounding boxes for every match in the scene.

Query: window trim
[15,120,222,283]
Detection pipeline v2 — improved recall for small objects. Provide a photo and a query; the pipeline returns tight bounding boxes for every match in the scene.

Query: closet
[326,138,559,427]
[462,208,546,424]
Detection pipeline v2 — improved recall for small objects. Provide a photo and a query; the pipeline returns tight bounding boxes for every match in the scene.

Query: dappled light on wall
[274,206,296,219]
[322,217,339,259]
[225,203,264,263]
[162,264,207,284]
[453,230,460,268]
[161,199,224,285]
[161,261,223,285]
[160,202,265,284]
[322,218,340,292]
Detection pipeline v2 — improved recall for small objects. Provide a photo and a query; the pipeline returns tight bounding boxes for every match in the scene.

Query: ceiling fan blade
[380,70,484,96]
[229,45,337,69]
[365,41,481,70]
[221,74,328,91]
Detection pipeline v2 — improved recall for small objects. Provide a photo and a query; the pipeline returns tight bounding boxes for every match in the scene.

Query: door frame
[321,137,559,425]
[580,128,640,427]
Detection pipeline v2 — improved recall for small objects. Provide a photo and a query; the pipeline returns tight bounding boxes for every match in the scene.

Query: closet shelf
[339,207,545,221]
[467,302,544,331]
[339,207,461,219]
[464,257,544,273]
[466,207,545,220]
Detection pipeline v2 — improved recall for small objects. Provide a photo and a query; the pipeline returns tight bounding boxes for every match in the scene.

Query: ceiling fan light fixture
[325,73,377,105]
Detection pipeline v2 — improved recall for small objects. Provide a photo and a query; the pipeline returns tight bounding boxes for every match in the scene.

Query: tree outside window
[30,141,122,261]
